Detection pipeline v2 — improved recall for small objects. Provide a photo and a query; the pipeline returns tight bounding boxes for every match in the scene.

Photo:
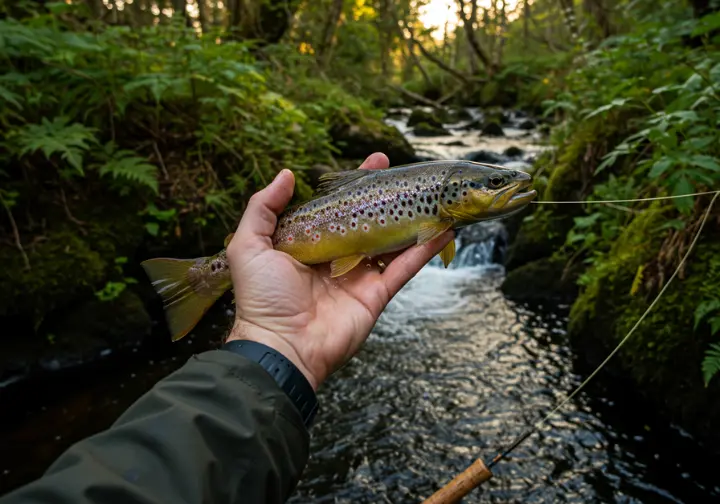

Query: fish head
[440,162,537,222]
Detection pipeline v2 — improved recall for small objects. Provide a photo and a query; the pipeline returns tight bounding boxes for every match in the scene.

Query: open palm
[226,153,454,389]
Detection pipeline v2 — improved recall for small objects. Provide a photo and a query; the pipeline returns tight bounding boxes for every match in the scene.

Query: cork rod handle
[422,458,493,504]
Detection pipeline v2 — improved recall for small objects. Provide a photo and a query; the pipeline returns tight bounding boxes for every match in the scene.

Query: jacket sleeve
[0,350,310,504]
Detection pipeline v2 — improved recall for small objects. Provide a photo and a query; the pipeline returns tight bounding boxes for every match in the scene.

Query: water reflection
[289,247,719,503]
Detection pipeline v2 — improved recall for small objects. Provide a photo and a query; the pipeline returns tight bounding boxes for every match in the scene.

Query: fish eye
[489,176,504,188]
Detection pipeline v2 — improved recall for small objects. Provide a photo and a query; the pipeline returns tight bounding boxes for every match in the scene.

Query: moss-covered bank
[501,119,720,448]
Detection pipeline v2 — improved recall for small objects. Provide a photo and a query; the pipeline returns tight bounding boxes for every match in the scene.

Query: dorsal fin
[314,169,372,197]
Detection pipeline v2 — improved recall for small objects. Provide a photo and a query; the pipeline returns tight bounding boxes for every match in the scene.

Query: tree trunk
[559,0,579,42]
[197,0,209,32]
[523,0,530,48]
[85,0,105,19]
[317,0,345,68]
[457,0,494,74]
[213,0,224,27]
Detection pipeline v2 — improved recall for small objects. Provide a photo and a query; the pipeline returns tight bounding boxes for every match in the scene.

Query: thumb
[235,169,295,240]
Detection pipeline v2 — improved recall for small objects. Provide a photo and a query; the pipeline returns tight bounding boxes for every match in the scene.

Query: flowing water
[1,109,719,503]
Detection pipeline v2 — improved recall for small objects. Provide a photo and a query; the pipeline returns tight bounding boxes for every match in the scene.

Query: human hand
[225,153,454,390]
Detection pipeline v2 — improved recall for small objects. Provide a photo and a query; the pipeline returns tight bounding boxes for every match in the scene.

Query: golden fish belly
[272,164,452,264]
[274,215,435,264]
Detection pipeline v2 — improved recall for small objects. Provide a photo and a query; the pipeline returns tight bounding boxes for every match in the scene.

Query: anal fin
[438,239,456,268]
[417,220,452,246]
[330,254,365,277]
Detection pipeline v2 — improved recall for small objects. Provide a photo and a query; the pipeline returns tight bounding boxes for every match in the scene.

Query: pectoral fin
[330,254,365,277]
[438,239,456,268]
[417,220,452,246]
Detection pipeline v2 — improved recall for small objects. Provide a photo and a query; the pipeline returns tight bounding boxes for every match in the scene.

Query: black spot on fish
[434,194,439,201]
[432,206,438,215]
[447,200,452,205]
[431,176,436,181]
[415,185,420,191]
[398,210,403,216]
[453,182,458,186]
[368,212,373,217]
[389,209,394,215]
[401,201,406,207]
[408,211,413,217]
[393,204,398,209]
[404,181,409,187]
[360,209,365,215]
[469,182,476,188]
[394,216,399,221]
[380,209,385,214]
[452,192,457,198]
[463,191,467,196]
[379,190,383,195]
[417,206,422,212]
[424,207,430,214]
[351,222,356,228]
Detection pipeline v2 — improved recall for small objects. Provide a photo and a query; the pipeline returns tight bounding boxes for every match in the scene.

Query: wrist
[226,319,322,391]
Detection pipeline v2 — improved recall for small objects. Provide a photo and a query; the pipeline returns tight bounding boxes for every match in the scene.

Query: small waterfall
[427,221,508,270]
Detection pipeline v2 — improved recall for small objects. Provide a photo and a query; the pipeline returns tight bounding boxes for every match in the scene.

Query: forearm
[0,350,310,504]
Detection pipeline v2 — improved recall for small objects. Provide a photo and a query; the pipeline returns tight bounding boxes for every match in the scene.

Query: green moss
[568,204,720,442]
[407,109,444,128]
[0,230,107,324]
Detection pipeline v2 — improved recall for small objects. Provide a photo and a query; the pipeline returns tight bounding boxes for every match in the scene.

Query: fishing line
[487,190,720,469]
[532,190,720,205]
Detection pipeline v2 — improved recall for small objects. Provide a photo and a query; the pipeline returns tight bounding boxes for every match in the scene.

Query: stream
[1,109,719,503]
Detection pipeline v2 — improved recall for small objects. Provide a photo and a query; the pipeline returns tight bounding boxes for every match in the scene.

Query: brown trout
[141,160,536,341]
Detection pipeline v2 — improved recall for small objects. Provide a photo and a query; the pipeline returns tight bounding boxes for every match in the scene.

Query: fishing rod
[422,190,720,504]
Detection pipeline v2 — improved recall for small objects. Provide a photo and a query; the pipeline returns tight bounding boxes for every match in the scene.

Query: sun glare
[419,0,521,40]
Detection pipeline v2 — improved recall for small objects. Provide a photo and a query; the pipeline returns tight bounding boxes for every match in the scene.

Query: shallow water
[1,109,719,502]
[288,257,720,503]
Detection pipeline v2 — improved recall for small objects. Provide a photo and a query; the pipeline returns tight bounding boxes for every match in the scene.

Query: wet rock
[463,150,507,164]
[330,120,418,166]
[407,109,444,128]
[460,119,484,131]
[444,107,473,123]
[480,121,505,137]
[413,122,451,137]
[518,119,537,130]
[501,255,579,303]
[503,146,524,158]
[484,108,511,125]
[441,140,467,147]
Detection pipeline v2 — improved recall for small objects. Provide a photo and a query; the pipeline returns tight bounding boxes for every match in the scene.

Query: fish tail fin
[141,257,223,342]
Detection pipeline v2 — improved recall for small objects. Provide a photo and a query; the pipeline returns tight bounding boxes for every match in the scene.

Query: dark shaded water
[2,110,720,502]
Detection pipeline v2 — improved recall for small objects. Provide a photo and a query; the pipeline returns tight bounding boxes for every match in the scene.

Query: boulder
[463,150,507,165]
[518,119,537,130]
[407,109,444,128]
[503,146,524,158]
[330,119,418,166]
[480,121,505,137]
[413,122,451,137]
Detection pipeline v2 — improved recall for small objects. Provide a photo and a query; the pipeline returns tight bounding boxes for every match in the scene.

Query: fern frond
[17,117,97,174]
[701,343,720,387]
[99,150,159,194]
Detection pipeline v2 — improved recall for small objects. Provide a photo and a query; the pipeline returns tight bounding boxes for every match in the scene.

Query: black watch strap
[221,340,319,428]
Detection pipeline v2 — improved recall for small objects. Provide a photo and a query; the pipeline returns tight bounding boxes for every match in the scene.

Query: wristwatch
[221,339,319,428]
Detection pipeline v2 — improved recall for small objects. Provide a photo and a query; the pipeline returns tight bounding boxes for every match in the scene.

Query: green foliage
[99,147,159,195]
[15,117,97,175]
[702,343,720,386]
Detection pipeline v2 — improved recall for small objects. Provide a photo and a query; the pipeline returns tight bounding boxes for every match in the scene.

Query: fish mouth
[490,178,537,212]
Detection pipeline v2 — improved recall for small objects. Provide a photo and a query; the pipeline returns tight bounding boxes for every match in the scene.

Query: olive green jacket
[0,350,310,503]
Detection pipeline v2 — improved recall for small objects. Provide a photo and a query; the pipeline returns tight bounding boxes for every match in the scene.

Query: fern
[99,150,159,194]
[702,343,720,387]
[17,117,97,174]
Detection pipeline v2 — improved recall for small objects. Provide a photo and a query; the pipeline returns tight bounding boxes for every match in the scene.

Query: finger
[381,231,455,299]
[234,169,295,240]
[358,152,389,171]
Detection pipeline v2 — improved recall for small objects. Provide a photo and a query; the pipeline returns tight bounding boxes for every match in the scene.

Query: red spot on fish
[288,236,293,242]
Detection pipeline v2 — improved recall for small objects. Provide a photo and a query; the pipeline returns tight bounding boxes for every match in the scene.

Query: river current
[1,108,718,503]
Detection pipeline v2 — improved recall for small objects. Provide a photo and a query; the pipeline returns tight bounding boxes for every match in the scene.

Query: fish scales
[140,160,537,341]
[272,162,457,264]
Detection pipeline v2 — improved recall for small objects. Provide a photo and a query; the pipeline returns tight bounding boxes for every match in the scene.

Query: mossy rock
[0,230,107,323]
[46,289,152,361]
[503,146,524,158]
[413,122,451,137]
[445,107,473,123]
[329,115,417,166]
[407,109,444,128]
[568,204,720,446]
[501,253,579,303]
